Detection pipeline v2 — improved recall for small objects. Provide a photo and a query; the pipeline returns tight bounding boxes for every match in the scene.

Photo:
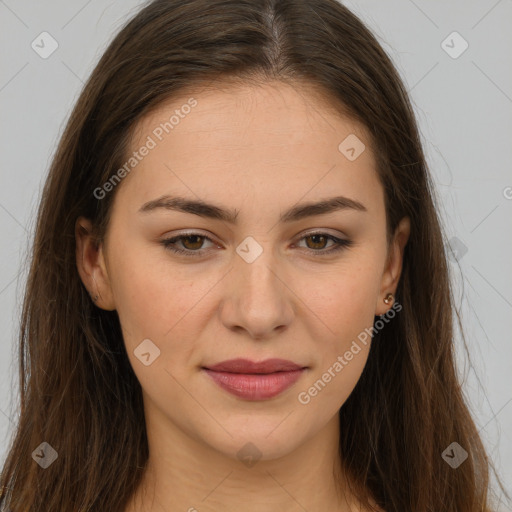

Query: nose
[219,248,295,340]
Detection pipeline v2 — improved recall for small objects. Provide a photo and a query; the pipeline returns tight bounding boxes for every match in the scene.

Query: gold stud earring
[383,292,393,305]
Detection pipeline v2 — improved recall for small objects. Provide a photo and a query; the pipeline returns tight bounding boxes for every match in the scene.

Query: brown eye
[295,232,353,256]
[304,234,329,250]
[160,232,217,256]
[180,235,205,250]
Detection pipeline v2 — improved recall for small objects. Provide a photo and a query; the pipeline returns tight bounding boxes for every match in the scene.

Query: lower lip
[202,368,305,400]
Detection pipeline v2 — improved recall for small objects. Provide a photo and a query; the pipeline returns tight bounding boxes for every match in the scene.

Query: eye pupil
[306,234,327,250]
[182,235,204,250]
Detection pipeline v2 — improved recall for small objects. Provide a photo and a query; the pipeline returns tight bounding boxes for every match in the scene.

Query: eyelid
[160,229,220,245]
[159,230,221,257]
[161,228,347,243]
[295,227,348,240]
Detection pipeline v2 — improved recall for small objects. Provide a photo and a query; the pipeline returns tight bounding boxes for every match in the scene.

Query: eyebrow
[139,194,367,223]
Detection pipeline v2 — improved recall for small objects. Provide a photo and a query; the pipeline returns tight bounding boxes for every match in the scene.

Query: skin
[76,80,410,512]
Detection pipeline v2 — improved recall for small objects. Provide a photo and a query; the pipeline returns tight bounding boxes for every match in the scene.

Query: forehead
[133,79,369,147]
[116,80,383,218]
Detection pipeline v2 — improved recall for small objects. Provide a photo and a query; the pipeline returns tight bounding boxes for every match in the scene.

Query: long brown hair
[0,0,502,510]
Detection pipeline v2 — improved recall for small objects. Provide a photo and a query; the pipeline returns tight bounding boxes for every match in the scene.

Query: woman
[0,0,502,510]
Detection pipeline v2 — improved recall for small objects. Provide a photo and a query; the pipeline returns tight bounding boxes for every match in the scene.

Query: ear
[375,216,410,316]
[75,217,116,311]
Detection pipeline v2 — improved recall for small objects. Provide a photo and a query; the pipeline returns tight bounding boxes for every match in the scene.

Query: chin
[199,414,314,463]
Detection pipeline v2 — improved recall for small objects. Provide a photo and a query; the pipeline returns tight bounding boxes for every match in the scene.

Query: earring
[91,293,99,303]
[383,293,393,305]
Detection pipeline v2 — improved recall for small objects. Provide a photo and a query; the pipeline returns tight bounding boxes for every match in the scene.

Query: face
[77,80,409,462]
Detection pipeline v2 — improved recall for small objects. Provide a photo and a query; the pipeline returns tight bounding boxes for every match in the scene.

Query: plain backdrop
[0,0,511,508]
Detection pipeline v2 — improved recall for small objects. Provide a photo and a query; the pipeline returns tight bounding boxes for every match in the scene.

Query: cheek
[296,260,381,342]
[109,254,198,394]
[293,256,380,406]
[108,244,226,377]
[297,336,371,418]
[108,244,200,337]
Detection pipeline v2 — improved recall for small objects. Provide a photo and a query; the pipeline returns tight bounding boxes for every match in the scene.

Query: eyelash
[160,231,353,257]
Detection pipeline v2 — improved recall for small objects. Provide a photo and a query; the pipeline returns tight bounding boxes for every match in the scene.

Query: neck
[124,399,363,512]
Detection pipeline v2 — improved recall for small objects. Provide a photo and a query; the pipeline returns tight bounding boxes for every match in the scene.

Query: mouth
[201,358,307,401]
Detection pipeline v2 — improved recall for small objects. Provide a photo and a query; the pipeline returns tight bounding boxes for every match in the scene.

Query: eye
[160,231,353,257]
[160,232,218,257]
[293,232,353,256]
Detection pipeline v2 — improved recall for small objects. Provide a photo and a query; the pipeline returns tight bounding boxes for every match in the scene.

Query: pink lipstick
[202,358,306,400]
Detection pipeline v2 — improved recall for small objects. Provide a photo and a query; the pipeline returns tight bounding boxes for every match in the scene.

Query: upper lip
[203,358,305,374]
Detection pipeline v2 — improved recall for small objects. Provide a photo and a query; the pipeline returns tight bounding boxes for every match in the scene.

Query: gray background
[0,0,511,508]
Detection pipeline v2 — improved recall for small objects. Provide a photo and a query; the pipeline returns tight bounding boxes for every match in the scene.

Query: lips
[202,358,307,400]
[205,358,303,374]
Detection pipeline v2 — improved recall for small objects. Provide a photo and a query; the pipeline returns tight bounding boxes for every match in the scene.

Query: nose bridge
[235,234,283,305]
[221,235,294,337]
